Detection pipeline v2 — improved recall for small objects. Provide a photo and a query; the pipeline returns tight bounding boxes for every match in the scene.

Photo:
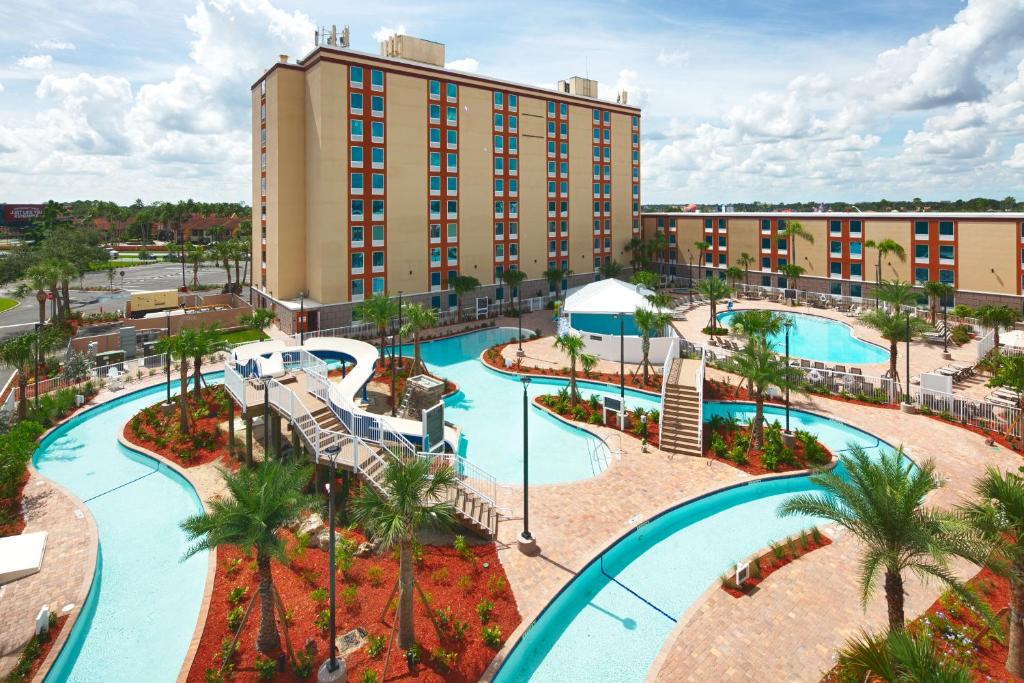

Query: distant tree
[780,220,814,265]
[630,270,659,291]
[355,294,398,364]
[553,333,595,406]
[865,239,907,304]
[400,303,438,376]
[599,260,624,279]
[697,276,732,332]
[449,275,480,322]
[977,305,1019,349]
[736,252,754,287]
[240,308,276,341]
[634,307,672,385]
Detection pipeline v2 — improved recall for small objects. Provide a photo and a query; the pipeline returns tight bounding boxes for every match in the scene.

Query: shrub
[949,324,970,345]
[572,405,587,421]
[435,606,453,629]
[727,444,748,465]
[453,534,472,561]
[226,586,248,606]
[314,608,331,633]
[225,606,244,632]
[588,411,603,425]
[770,542,786,561]
[709,432,728,458]
[254,656,276,681]
[452,619,469,641]
[431,567,450,585]
[292,648,314,679]
[720,573,740,591]
[786,536,798,557]
[458,574,473,592]
[810,527,823,545]
[749,558,762,580]
[367,565,384,587]
[366,634,387,658]
[361,671,379,683]
[647,408,660,424]
[309,587,327,605]
[431,647,458,670]
[341,584,358,609]
[482,624,503,649]
[588,394,601,411]
[476,598,495,623]
[405,642,422,665]
[486,574,508,597]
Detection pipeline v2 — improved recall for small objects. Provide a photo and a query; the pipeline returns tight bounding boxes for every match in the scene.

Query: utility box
[118,326,137,359]
[128,290,178,317]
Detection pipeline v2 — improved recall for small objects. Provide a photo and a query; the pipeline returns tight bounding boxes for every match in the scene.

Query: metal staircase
[659,355,705,458]
[223,353,501,537]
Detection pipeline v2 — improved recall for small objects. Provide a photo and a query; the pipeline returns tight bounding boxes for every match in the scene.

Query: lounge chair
[800,359,812,369]
[813,361,826,371]
[833,364,847,374]
[107,366,125,390]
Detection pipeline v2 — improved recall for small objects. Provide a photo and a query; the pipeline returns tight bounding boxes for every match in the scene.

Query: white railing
[658,336,680,440]
[694,345,705,453]
[914,385,1022,441]
[977,329,995,362]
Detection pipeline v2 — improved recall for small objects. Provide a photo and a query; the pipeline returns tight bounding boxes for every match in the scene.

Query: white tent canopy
[563,278,664,315]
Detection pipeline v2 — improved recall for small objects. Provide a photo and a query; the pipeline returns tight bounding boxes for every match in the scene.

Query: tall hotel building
[252,33,641,333]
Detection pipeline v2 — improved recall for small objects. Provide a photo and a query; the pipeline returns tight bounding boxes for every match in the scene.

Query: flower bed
[536,391,660,448]
[369,357,457,406]
[703,416,833,475]
[482,342,663,392]
[188,529,519,683]
[0,420,47,537]
[124,386,235,468]
[5,612,68,683]
[720,527,831,598]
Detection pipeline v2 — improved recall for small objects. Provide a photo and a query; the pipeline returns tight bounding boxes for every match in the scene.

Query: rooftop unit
[557,76,598,98]
[380,34,445,67]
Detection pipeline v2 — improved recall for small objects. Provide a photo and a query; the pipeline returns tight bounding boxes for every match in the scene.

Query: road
[0,261,240,339]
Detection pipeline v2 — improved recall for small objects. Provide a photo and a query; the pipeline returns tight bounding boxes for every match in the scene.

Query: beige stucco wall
[864,220,912,282]
[251,88,261,284]
[726,218,759,270]
[677,218,704,267]
[304,61,347,304]
[457,84,494,284]
[265,67,306,301]
[518,95,548,275]
[958,220,1016,294]
[385,73,428,296]
[797,219,827,277]
[610,112,632,264]
[568,104,593,273]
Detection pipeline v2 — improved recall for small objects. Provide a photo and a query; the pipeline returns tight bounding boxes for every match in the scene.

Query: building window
[371,121,384,143]
[914,221,929,237]
[350,173,364,194]
[429,200,441,219]
[351,146,364,166]
[914,244,929,260]
[371,277,385,294]
[371,147,384,168]
[849,241,862,258]
[446,200,458,218]
[494,113,504,130]
[351,225,364,247]
[429,151,440,171]
[829,220,841,235]
[914,267,929,283]
[939,245,954,262]
[850,220,862,235]
[447,247,458,265]
[371,173,384,194]
[429,224,440,242]
[830,240,842,256]
[350,92,363,114]
[351,278,364,299]
[371,200,384,219]
[830,262,842,275]
[495,223,504,237]
[850,263,862,278]
[495,244,504,258]
[446,106,457,125]
[447,129,457,148]
[447,223,457,240]
[939,269,954,285]
[371,225,384,245]
[939,221,954,239]
[509,222,518,237]
[371,95,384,116]
[350,119,363,141]
[370,69,383,90]
[494,91,503,108]
[446,153,457,172]
[429,104,440,123]
[429,80,440,98]
[430,248,441,266]
[446,82,457,100]
[351,252,364,273]
[351,200,364,219]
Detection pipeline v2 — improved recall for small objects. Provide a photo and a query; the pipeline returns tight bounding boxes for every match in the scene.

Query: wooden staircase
[660,360,703,458]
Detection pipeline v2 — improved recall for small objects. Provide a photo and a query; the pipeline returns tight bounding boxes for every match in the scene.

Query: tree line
[644,196,1023,213]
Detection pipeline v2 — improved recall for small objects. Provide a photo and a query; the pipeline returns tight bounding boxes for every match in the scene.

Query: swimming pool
[411,328,661,484]
[494,402,891,682]
[717,310,888,365]
[34,378,211,683]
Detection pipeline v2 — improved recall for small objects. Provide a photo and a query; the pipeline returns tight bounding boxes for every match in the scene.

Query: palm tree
[835,628,972,682]
[694,240,709,278]
[989,354,1024,414]
[722,339,801,449]
[697,276,732,333]
[958,467,1024,677]
[542,267,568,301]
[599,260,624,279]
[186,242,207,288]
[646,232,669,270]
[553,333,595,406]
[155,328,202,433]
[624,236,645,271]
[240,308,276,341]
[865,239,907,307]
[181,460,315,653]
[23,264,53,325]
[780,220,813,266]
[210,239,234,292]
[736,252,754,288]
[450,275,480,322]
[977,304,1018,349]
[725,265,744,291]
[350,457,456,650]
[920,281,947,325]
[634,307,672,385]
[190,324,228,399]
[780,446,971,631]
[501,268,527,314]
[0,335,36,419]
[778,263,806,296]
[630,270,659,291]
[860,308,928,384]
[727,309,786,344]
[355,293,398,365]
[401,303,438,376]
[26,262,60,322]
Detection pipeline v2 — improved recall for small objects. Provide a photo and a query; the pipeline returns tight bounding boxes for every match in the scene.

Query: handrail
[694,345,705,454]
[658,336,680,439]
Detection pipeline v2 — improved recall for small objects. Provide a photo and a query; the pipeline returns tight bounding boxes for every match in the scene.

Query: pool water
[717,310,888,365]
[34,378,211,683]
[494,402,890,682]
[411,328,661,484]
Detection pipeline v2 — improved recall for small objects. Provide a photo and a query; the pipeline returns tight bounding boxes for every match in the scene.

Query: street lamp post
[165,312,172,404]
[784,319,792,433]
[318,443,344,682]
[299,291,305,345]
[618,313,625,428]
[33,323,42,409]
[262,375,271,456]
[517,376,537,555]
[904,311,911,404]
[942,296,949,358]
[516,288,524,356]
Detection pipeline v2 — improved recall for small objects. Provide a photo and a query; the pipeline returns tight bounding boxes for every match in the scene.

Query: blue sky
[0,0,1022,204]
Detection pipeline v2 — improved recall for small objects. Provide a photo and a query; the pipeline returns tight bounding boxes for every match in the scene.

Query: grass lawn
[0,297,19,315]
[217,328,262,345]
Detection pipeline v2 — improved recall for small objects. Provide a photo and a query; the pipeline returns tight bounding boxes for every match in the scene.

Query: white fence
[658,336,680,440]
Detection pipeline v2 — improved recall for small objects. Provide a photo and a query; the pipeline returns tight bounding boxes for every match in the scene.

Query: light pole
[179,232,187,291]
[687,251,694,303]
[33,323,42,409]
[942,294,949,358]
[516,288,524,356]
[904,311,911,404]
[262,374,271,456]
[318,443,344,682]
[618,313,625,424]
[299,290,306,345]
[165,312,172,404]
[784,318,792,434]
[517,376,537,555]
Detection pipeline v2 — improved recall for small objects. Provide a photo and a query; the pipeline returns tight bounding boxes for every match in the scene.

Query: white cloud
[1003,143,1024,168]
[16,55,53,70]
[444,57,479,73]
[372,24,407,43]
[0,83,4,93]
[34,40,76,51]
[655,49,689,68]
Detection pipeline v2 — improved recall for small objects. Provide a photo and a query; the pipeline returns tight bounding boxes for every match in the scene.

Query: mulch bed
[369,357,457,408]
[721,529,832,598]
[123,386,236,468]
[535,394,660,448]
[8,614,69,682]
[481,343,663,392]
[702,424,833,476]
[0,470,30,536]
[188,528,519,683]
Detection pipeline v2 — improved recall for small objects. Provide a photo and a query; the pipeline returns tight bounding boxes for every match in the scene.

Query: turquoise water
[34,378,211,683]
[411,328,661,484]
[570,312,642,336]
[494,402,890,682]
[717,310,888,365]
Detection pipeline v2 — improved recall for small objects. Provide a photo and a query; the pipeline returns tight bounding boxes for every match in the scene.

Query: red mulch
[534,395,660,448]
[721,531,832,598]
[702,424,834,476]
[481,343,663,393]
[18,614,69,681]
[188,529,519,683]
[123,386,237,469]
[0,470,30,536]
[370,357,458,407]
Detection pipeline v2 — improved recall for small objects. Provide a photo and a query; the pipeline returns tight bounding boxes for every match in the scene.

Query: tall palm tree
[958,467,1024,677]
[780,447,972,631]
[542,267,568,301]
[186,242,206,288]
[400,303,438,376]
[190,324,228,399]
[350,457,456,650]
[697,276,732,332]
[181,460,315,653]
[835,628,972,682]
[646,232,669,270]
[722,339,802,449]
[553,333,595,406]
[355,294,398,364]
[725,265,744,291]
[624,236,645,271]
[977,304,1019,349]
[781,220,813,266]
[634,307,672,385]
[209,239,234,291]
[865,239,907,307]
[0,334,36,419]
[26,262,60,322]
[921,281,953,325]
[155,328,202,433]
[876,280,919,310]
[694,240,709,278]
[778,263,806,295]
[450,275,480,322]
[501,268,527,314]
[599,260,624,279]
[736,252,754,288]
[240,308,276,341]
[727,309,787,344]
[860,308,928,384]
